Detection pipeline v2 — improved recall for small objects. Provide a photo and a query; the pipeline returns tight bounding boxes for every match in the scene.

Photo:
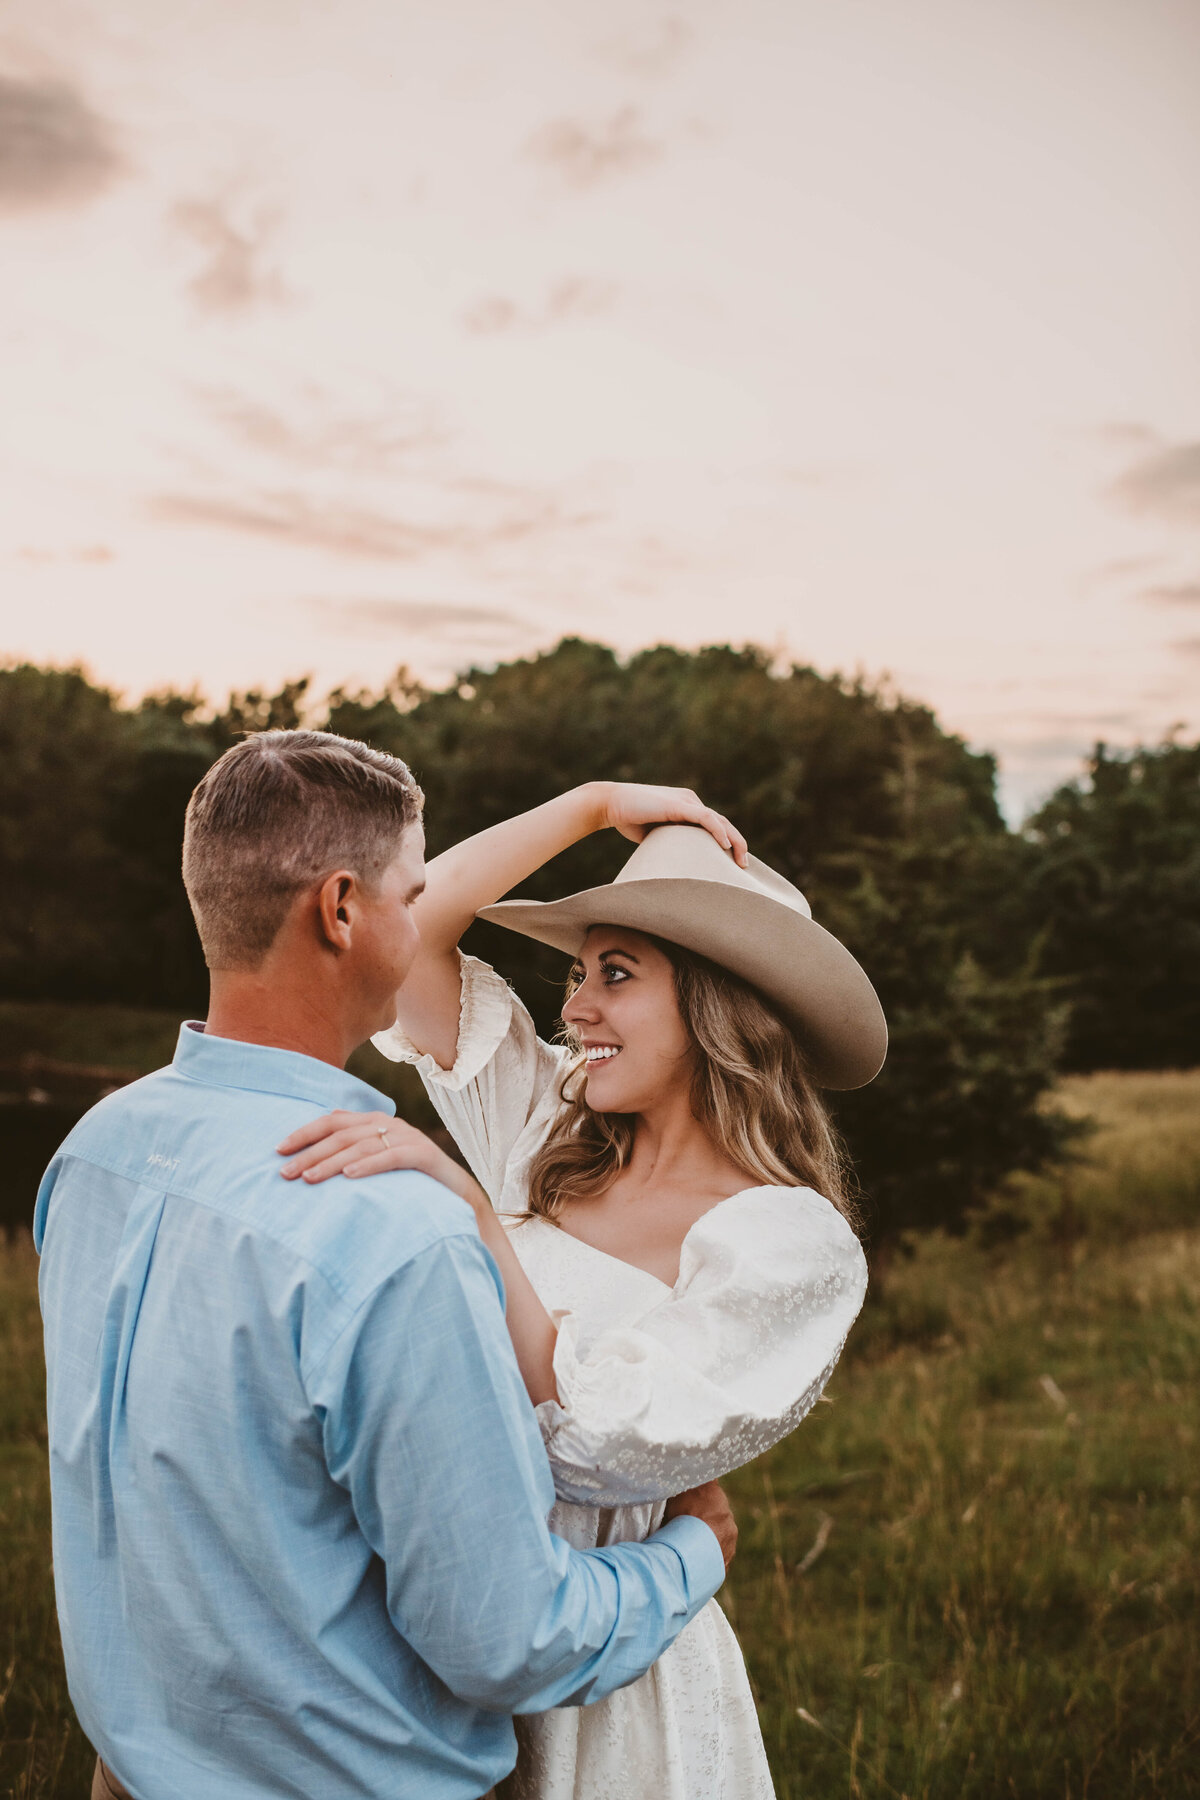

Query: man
[36,730,735,1800]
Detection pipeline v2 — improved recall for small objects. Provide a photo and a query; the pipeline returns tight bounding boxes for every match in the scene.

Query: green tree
[1,646,1086,1243]
[324,639,1076,1243]
[0,668,312,1010]
[101,692,218,1007]
[0,664,134,1001]
[1023,739,1200,1070]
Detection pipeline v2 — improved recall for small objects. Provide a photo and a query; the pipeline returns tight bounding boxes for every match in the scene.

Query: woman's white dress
[373,955,868,1800]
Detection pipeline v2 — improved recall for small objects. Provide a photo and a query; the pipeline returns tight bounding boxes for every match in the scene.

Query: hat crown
[616,824,813,920]
[476,821,886,1088]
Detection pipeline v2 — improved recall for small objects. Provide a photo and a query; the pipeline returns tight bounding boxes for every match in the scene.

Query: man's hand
[664,1480,738,1572]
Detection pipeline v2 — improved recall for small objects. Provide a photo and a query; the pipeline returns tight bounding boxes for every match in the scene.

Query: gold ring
[377,1127,391,1149]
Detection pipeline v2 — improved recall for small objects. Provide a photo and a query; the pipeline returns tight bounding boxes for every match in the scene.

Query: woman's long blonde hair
[526,933,860,1232]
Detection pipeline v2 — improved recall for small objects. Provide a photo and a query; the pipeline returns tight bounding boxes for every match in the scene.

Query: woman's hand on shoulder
[594,781,749,868]
[276,1111,491,1220]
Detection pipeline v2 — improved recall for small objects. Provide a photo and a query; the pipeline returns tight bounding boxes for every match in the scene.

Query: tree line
[2,644,1196,1244]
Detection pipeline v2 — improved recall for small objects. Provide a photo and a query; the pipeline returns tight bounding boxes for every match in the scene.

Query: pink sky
[1,0,1198,817]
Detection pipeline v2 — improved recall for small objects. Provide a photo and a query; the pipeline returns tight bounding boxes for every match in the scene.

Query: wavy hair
[525,934,860,1232]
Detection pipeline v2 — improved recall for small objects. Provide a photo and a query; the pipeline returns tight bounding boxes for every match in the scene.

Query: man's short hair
[183,730,424,970]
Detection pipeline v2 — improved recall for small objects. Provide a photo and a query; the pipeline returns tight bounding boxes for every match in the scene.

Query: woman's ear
[316,871,356,952]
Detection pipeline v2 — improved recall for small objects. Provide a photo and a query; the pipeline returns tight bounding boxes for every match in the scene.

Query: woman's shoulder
[680,1183,867,1291]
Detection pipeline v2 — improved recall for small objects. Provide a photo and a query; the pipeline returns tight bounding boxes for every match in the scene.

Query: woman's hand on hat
[597,782,749,868]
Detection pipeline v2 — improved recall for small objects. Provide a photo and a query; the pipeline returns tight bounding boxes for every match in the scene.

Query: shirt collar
[173,1022,396,1117]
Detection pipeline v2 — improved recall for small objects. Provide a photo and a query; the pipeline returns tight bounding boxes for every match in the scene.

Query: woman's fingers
[341,1150,400,1179]
[715,814,750,867]
[293,1141,412,1183]
[302,1140,432,1184]
[280,1118,416,1178]
[608,785,749,861]
[281,1126,375,1177]
[690,802,748,863]
[295,1146,364,1183]
[278,1113,436,1183]
[276,1110,385,1156]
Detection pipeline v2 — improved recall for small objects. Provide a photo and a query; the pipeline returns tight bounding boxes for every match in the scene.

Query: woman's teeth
[585,1046,621,1062]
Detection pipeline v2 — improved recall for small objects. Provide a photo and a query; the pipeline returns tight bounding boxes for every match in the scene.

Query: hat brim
[477,877,887,1090]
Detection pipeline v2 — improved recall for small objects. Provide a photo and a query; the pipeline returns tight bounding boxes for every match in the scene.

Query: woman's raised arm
[395,782,747,1069]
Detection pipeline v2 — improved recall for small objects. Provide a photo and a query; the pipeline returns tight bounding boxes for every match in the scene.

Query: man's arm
[309,1225,728,1713]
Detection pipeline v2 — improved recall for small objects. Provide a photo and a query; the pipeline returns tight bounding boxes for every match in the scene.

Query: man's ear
[316,871,356,952]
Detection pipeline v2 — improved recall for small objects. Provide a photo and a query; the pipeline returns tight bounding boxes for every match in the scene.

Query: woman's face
[561,926,694,1113]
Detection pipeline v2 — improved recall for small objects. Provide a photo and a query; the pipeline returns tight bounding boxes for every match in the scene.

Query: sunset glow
[2,0,1198,815]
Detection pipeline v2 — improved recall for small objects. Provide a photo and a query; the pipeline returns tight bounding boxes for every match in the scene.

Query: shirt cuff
[650,1514,726,1611]
[371,952,514,1092]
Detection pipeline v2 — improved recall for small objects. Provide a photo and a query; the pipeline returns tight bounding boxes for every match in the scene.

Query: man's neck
[204,967,357,1070]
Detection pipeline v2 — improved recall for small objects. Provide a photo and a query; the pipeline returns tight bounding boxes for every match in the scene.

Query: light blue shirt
[34,1023,724,1800]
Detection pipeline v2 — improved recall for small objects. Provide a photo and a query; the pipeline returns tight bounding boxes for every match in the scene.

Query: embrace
[35,730,886,1800]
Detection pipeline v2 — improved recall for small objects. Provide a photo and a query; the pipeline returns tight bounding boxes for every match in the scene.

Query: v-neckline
[528,1187,766,1294]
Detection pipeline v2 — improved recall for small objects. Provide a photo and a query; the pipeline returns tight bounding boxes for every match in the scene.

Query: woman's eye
[602,965,630,984]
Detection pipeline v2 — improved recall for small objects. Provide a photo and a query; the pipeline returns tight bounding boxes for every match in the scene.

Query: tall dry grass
[725,1068,1199,1797]
[1,1069,1197,1797]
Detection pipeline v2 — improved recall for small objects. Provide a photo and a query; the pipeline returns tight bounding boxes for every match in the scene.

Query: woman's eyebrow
[597,948,639,964]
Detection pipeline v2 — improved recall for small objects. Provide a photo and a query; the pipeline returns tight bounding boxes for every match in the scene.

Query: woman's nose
[562,983,599,1023]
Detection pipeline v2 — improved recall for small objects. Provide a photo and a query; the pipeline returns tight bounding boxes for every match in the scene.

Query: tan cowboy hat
[477,823,887,1090]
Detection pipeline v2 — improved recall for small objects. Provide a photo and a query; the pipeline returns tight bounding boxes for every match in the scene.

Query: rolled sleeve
[373,953,515,1094]
[309,1230,723,1714]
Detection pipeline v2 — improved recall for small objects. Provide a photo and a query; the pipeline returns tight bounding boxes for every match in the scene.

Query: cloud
[1139,580,1200,607]
[526,107,663,188]
[164,383,605,568]
[1077,553,1163,593]
[308,598,534,641]
[1017,709,1142,734]
[1091,420,1160,449]
[463,276,619,335]
[463,296,521,335]
[16,542,115,563]
[198,387,446,471]
[1108,438,1200,528]
[0,73,122,211]
[596,18,693,79]
[149,485,598,562]
[171,195,290,314]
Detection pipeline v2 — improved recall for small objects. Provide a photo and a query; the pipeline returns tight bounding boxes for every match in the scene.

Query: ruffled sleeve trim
[371,952,515,1093]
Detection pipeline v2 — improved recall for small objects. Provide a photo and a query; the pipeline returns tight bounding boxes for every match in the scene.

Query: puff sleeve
[534,1186,868,1506]
[372,952,571,1209]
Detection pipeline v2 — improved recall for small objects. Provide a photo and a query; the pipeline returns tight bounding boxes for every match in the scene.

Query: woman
[278,781,887,1799]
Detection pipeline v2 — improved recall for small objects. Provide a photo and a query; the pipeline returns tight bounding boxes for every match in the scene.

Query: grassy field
[1,1068,1197,1798]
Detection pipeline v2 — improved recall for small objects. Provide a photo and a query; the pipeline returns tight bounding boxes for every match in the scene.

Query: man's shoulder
[294,1166,481,1290]
[52,1064,180,1163]
[50,1067,479,1283]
